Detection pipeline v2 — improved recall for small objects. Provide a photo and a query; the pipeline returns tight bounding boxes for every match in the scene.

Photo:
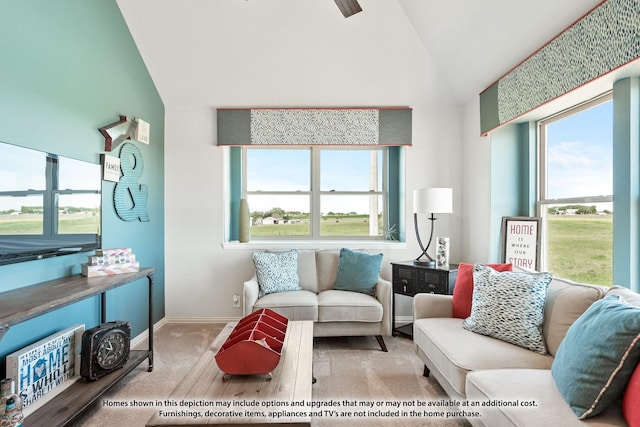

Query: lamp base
[413,259,436,268]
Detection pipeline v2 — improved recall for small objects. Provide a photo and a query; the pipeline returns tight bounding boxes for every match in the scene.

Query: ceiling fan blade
[334,0,362,18]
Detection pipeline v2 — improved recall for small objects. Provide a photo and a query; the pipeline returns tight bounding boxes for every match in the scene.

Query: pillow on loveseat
[452,262,512,318]
[463,264,552,354]
[551,294,640,419]
[624,364,640,427]
[252,250,301,296]
[333,248,382,296]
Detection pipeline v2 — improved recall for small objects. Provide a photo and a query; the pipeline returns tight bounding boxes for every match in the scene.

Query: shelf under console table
[0,267,154,427]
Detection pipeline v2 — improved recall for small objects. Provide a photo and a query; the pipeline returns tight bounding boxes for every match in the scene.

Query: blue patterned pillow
[252,250,301,296]
[333,248,382,296]
[552,294,640,419]
[463,264,552,354]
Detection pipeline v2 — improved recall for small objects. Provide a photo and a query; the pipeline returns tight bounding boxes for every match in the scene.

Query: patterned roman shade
[216,108,412,146]
[480,0,640,135]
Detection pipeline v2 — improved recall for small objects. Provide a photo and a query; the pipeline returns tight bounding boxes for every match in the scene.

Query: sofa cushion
[451,262,512,318]
[317,289,383,322]
[463,265,552,354]
[295,249,319,293]
[253,289,318,321]
[413,318,553,397]
[542,276,608,356]
[333,248,383,296]
[624,364,640,427]
[316,249,340,292]
[552,294,640,419]
[466,369,626,427]
[252,250,301,296]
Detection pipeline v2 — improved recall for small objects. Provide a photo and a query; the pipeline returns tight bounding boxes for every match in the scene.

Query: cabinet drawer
[392,266,415,296]
[416,281,448,294]
[416,270,448,294]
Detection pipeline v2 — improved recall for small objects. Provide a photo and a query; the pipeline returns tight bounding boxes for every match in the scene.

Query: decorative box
[214,309,288,376]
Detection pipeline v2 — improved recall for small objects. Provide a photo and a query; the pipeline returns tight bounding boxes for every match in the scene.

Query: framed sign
[501,216,542,271]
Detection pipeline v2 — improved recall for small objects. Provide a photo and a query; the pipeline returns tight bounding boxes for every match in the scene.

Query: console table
[0,267,154,426]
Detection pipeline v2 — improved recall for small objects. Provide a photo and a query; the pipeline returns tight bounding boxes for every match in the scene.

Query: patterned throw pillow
[463,264,552,354]
[552,295,640,419]
[252,250,301,296]
[451,262,512,318]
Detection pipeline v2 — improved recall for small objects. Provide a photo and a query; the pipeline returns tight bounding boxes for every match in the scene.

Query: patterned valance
[480,0,640,135]
[216,108,412,146]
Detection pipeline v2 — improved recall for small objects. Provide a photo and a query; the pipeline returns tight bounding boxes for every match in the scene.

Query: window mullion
[311,147,321,238]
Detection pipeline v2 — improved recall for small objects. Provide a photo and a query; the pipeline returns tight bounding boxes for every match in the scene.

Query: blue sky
[246,148,382,214]
[545,99,613,201]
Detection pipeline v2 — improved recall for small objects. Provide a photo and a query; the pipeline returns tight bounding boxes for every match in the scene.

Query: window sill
[222,240,407,251]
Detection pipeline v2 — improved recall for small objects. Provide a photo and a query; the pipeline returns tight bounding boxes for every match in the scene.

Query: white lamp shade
[413,188,453,214]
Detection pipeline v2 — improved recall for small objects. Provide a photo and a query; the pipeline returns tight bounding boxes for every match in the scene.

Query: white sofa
[243,249,392,351]
[413,267,640,426]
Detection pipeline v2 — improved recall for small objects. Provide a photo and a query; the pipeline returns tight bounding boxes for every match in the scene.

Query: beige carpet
[71,323,470,427]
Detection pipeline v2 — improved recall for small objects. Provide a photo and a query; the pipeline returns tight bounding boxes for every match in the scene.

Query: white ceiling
[117,0,604,106]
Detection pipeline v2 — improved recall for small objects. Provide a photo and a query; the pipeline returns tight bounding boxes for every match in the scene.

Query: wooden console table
[0,267,155,426]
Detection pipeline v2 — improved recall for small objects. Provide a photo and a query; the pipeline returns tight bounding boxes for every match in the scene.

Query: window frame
[242,145,389,240]
[536,92,613,272]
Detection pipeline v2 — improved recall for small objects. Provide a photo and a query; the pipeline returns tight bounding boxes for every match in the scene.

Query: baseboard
[163,317,241,324]
[395,315,413,325]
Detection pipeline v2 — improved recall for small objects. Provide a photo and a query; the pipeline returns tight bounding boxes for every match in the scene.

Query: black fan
[334,0,362,18]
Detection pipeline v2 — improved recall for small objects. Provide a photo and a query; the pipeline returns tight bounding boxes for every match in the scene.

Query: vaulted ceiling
[117,0,604,106]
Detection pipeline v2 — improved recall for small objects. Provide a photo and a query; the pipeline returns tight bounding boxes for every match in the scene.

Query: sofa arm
[243,275,260,316]
[375,277,393,336]
[413,293,453,320]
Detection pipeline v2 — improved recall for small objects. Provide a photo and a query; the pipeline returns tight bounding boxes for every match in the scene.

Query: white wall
[460,97,493,264]
[154,2,465,320]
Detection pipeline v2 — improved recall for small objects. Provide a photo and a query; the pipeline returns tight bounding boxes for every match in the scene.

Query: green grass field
[1,212,611,285]
[250,215,382,237]
[547,215,612,286]
[0,214,99,235]
[251,213,614,286]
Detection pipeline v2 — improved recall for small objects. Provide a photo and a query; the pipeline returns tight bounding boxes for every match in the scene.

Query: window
[243,146,391,240]
[537,94,613,285]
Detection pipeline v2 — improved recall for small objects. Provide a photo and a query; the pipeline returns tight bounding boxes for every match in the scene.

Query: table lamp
[413,188,453,267]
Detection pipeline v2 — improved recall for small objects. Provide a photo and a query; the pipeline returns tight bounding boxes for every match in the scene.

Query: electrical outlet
[232,294,240,308]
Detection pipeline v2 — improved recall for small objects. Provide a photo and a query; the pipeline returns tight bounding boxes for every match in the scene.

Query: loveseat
[243,248,392,351]
[413,263,640,426]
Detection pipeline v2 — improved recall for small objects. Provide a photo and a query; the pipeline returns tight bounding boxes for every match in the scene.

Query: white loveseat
[243,249,392,351]
[413,264,640,426]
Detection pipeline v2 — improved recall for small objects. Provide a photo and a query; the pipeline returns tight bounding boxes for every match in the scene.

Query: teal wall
[612,77,640,291]
[489,122,536,262]
[0,0,165,366]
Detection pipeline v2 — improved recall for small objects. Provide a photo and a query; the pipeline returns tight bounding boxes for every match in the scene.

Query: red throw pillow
[623,363,640,427]
[451,262,512,318]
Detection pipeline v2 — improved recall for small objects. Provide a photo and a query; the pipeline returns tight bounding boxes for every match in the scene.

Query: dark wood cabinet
[391,261,458,337]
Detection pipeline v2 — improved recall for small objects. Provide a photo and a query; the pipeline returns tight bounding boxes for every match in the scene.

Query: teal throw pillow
[462,264,552,354]
[252,250,301,296]
[551,294,640,419]
[333,248,383,296]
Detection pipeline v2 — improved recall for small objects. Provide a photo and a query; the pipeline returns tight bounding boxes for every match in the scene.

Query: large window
[537,94,613,285]
[243,146,389,239]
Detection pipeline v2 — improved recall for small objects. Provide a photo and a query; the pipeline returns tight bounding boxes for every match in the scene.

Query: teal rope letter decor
[114,142,150,222]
